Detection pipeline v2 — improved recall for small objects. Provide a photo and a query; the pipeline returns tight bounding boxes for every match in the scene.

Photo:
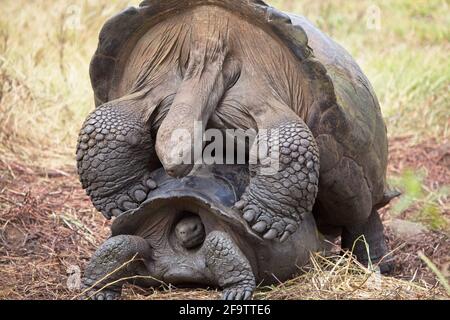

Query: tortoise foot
[83,287,121,300]
[236,198,300,243]
[203,231,256,300]
[222,285,253,301]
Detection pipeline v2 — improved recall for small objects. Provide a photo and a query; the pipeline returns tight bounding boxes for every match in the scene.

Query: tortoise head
[174,214,206,249]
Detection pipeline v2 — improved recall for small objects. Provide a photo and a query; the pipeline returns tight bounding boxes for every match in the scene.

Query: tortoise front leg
[77,98,160,219]
[203,231,256,300]
[82,235,155,300]
[235,119,320,242]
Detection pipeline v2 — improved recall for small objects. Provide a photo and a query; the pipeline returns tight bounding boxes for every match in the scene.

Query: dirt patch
[0,161,109,299]
[386,228,449,285]
[388,136,450,188]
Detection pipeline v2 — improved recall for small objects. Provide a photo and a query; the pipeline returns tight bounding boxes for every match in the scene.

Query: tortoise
[82,165,322,300]
[77,0,398,299]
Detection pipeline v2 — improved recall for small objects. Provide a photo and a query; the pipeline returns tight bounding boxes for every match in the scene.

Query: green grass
[389,170,449,232]
[0,0,448,167]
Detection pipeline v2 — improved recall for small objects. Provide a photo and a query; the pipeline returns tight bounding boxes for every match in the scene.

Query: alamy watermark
[166,121,280,176]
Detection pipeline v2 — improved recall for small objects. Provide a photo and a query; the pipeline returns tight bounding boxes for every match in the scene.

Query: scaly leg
[82,235,154,300]
[235,120,320,242]
[203,231,256,300]
[77,98,160,219]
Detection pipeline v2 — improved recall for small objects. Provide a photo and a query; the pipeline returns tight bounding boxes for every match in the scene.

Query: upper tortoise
[76,0,398,299]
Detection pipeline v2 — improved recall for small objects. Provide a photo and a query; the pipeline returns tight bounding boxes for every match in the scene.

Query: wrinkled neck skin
[118,5,310,176]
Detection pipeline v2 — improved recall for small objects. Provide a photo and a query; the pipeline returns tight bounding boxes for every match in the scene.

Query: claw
[226,291,236,300]
[243,290,252,300]
[146,179,157,189]
[105,292,116,300]
[111,209,122,217]
[222,291,229,300]
[280,231,291,243]
[118,195,130,206]
[286,224,297,233]
[235,291,243,300]
[252,221,267,233]
[122,201,138,211]
[133,190,147,202]
[234,200,247,210]
[243,210,256,222]
[263,228,278,240]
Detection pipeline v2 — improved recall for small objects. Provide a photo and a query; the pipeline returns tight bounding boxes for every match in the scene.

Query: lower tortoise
[82,165,321,300]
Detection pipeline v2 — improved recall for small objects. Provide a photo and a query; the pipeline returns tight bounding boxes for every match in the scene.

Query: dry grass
[254,253,445,300]
[120,252,447,300]
[0,0,449,300]
[0,0,131,168]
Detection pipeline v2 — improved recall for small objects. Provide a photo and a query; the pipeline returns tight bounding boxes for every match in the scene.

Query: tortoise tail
[374,189,402,210]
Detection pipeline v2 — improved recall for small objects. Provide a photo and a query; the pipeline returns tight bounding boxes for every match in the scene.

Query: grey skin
[82,165,322,300]
[78,0,399,299]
